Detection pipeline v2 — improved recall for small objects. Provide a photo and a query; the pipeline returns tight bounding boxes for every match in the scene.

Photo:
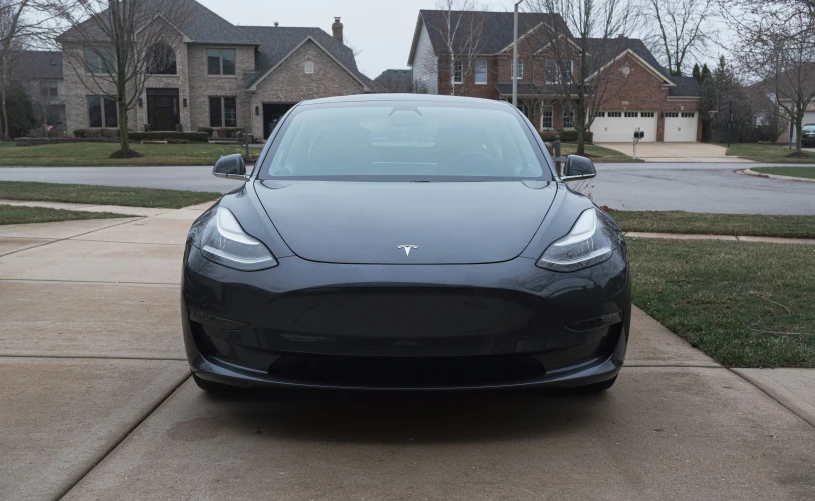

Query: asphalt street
[0,163,813,214]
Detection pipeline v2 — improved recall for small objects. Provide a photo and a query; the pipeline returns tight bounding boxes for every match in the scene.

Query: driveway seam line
[0,278,177,286]
[0,354,186,361]
[53,373,191,501]
[0,216,147,258]
[726,368,815,430]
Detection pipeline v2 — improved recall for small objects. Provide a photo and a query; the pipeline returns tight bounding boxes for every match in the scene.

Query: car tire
[192,373,234,394]
[575,376,617,393]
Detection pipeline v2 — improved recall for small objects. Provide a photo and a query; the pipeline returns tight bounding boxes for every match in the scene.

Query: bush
[129,132,208,142]
[539,130,593,143]
[73,128,120,139]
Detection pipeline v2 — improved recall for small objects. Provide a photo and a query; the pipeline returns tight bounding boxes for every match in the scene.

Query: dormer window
[304,60,314,74]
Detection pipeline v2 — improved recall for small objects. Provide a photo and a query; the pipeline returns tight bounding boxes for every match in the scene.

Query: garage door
[590,111,656,142]
[664,112,698,142]
[791,111,815,139]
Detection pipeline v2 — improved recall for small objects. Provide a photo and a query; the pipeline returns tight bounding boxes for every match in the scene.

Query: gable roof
[408,10,569,64]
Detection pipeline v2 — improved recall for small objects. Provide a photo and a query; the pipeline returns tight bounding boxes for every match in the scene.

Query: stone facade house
[407,10,703,143]
[1,51,67,134]
[57,1,372,140]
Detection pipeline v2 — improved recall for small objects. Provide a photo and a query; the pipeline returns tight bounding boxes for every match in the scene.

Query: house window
[304,60,314,74]
[681,112,695,118]
[624,111,638,117]
[84,47,114,74]
[512,59,524,80]
[640,111,655,117]
[87,96,118,128]
[147,43,177,75]
[207,48,236,75]
[475,59,487,84]
[40,80,58,97]
[453,60,463,84]
[665,112,679,118]
[209,96,237,127]
[607,111,622,117]
[546,60,573,83]
[594,111,606,118]
[563,109,574,129]
[541,105,553,129]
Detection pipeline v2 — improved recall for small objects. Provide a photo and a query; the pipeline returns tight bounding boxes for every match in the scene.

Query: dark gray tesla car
[181,94,630,393]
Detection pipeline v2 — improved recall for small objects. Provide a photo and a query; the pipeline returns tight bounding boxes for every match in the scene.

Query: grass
[725,143,815,163]
[560,143,639,162]
[0,204,132,225]
[629,238,815,368]
[0,181,220,209]
[750,166,815,180]
[610,211,815,239]
[0,142,262,167]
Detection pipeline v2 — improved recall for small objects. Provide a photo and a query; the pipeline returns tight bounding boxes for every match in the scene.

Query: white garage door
[664,112,698,142]
[590,111,657,142]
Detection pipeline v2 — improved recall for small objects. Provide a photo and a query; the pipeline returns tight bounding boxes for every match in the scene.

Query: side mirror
[212,154,247,180]
[561,155,596,182]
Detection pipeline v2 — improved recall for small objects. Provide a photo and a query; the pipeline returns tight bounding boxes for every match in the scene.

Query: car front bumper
[181,244,631,391]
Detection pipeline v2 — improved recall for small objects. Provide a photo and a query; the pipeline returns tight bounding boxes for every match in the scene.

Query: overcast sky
[196,0,731,79]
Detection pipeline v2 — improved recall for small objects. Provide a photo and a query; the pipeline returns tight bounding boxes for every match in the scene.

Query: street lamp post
[512,0,523,107]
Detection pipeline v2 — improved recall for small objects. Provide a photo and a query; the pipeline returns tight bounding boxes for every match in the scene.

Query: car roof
[299,93,512,107]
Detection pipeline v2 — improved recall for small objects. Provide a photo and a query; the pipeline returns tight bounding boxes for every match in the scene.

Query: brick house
[57,1,373,140]
[407,10,703,142]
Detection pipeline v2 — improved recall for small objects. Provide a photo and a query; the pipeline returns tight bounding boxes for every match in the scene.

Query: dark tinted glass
[103,98,118,128]
[207,49,221,75]
[262,102,550,180]
[224,97,237,127]
[209,97,222,127]
[222,49,236,75]
[87,96,102,127]
[802,125,815,132]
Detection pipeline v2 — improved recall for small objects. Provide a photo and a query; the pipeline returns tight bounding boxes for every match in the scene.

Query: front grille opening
[268,354,546,388]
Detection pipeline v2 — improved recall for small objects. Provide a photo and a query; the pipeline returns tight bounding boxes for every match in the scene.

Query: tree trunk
[795,112,803,154]
[1,44,10,138]
[117,100,130,152]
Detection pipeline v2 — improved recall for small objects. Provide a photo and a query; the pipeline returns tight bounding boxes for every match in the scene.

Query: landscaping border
[738,168,815,183]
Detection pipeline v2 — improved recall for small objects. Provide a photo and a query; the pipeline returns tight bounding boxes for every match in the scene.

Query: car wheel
[575,376,617,393]
[192,373,234,394]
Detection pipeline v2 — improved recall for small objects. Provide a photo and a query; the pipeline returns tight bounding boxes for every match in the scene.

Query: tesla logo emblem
[397,245,419,256]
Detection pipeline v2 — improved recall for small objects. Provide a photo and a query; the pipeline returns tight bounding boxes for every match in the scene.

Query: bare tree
[0,0,62,138]
[644,0,714,76]
[50,0,191,157]
[525,0,643,155]
[724,0,815,153]
[432,0,486,96]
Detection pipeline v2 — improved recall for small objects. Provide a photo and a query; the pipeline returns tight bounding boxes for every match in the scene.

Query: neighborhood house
[407,10,704,143]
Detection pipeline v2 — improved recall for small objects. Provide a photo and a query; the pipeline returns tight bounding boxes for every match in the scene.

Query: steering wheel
[447,150,501,175]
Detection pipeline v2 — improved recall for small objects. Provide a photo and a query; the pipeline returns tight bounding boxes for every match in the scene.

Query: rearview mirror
[561,155,596,182]
[212,154,247,180]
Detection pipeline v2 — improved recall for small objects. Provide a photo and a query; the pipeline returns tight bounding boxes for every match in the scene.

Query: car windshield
[259,101,552,181]
[803,125,815,132]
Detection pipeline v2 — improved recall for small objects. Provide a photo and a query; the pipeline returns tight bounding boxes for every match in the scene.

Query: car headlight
[537,208,613,272]
[200,207,278,271]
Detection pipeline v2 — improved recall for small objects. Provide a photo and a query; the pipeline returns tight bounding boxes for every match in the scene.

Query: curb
[738,168,815,183]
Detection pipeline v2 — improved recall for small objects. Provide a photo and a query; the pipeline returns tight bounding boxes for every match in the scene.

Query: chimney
[274,22,279,27]
[618,33,626,39]
[332,17,343,43]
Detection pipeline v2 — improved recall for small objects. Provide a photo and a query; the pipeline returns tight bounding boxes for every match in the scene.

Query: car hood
[255,180,557,265]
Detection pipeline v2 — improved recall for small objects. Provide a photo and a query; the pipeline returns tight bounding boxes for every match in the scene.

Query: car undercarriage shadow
[195,386,613,444]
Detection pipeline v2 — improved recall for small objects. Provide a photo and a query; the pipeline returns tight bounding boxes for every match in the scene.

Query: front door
[147,88,180,131]
[263,103,295,139]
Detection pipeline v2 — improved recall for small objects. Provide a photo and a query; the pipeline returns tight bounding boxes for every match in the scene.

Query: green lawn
[560,143,639,163]
[750,166,815,180]
[610,211,815,239]
[725,143,815,163]
[0,142,262,166]
[0,204,132,225]
[629,238,815,368]
[0,181,220,209]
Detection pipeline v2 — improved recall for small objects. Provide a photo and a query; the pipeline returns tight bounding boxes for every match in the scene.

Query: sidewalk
[626,231,815,245]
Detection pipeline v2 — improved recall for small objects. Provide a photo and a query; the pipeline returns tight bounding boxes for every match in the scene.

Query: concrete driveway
[2,210,815,500]
[597,142,738,162]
